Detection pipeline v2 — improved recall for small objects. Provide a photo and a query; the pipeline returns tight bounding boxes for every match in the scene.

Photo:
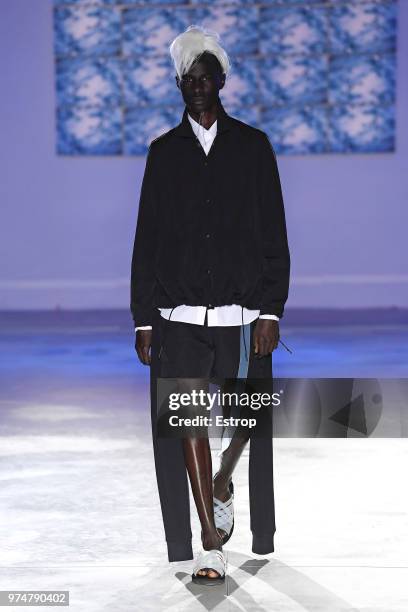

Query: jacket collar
[174,98,236,138]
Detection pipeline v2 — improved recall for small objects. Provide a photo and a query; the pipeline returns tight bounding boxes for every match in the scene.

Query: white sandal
[192,549,227,585]
[213,479,234,544]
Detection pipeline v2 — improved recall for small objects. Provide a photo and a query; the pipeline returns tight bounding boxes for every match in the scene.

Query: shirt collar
[187,112,217,137]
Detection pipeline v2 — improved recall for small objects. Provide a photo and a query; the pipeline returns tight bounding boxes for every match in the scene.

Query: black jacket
[130,98,290,328]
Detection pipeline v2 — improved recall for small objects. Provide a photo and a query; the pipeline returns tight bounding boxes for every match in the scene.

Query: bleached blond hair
[169,24,231,80]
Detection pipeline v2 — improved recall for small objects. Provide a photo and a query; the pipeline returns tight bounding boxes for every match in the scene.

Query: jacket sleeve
[257,132,290,318]
[130,143,158,328]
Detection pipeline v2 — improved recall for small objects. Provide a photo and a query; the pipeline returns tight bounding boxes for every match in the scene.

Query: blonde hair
[169,24,231,80]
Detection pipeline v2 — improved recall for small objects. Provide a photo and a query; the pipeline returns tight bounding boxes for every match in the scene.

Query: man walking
[131,25,290,584]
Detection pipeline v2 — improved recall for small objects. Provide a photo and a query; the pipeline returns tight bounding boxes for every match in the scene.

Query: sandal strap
[193,549,226,577]
[213,495,234,533]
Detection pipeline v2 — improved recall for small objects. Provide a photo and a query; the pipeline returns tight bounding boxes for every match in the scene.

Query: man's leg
[150,310,198,562]
[151,310,227,573]
[210,320,276,555]
[210,323,251,527]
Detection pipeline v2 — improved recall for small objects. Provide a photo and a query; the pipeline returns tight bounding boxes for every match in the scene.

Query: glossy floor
[0,309,407,611]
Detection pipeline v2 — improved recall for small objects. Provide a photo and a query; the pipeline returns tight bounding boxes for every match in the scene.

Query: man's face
[176,55,225,114]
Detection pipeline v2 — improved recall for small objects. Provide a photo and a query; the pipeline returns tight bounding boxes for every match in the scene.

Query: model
[130,24,290,585]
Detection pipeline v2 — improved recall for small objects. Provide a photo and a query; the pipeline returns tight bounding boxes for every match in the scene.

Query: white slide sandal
[192,549,227,585]
[213,480,234,544]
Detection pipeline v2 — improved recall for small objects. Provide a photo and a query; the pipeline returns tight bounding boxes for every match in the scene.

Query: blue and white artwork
[53,0,397,155]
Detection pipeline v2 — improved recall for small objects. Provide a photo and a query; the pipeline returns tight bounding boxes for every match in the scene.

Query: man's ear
[175,75,180,89]
[218,73,226,90]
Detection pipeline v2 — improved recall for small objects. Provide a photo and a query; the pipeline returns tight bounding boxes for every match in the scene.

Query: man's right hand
[135,329,153,366]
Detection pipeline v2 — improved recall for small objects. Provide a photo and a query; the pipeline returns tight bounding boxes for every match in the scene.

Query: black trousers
[150,307,276,562]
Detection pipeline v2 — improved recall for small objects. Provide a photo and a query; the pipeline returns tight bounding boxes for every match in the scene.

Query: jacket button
[207,269,211,274]
[206,198,211,204]
[205,233,210,238]
[204,161,208,166]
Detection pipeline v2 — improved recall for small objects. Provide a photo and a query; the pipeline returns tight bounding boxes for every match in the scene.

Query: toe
[207,569,220,579]
[200,567,219,579]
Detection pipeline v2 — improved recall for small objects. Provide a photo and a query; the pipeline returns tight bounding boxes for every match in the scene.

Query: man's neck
[187,100,219,130]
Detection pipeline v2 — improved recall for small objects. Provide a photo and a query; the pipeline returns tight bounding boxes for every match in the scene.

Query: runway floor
[0,309,407,611]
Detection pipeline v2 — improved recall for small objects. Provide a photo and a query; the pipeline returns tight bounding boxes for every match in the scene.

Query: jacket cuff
[131,305,154,329]
[260,304,285,318]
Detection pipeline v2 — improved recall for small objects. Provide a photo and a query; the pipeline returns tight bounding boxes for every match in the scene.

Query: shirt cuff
[135,325,153,331]
[258,314,280,321]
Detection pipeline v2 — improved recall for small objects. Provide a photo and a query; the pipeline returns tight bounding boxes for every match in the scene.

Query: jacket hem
[151,295,267,312]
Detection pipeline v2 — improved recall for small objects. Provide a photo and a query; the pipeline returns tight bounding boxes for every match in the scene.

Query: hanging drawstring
[241,305,248,362]
[158,306,175,360]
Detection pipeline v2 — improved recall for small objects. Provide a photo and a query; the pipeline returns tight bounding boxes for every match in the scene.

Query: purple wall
[0,0,407,311]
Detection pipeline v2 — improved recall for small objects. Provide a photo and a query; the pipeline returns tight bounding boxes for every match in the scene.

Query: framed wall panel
[53,0,397,155]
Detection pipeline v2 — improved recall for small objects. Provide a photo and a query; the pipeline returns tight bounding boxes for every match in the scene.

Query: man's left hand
[253,319,279,357]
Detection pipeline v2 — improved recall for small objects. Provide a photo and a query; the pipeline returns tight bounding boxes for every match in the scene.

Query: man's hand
[253,319,279,358]
[135,329,153,366]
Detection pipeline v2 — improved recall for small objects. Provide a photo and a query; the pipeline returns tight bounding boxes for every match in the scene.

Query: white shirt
[135,112,279,331]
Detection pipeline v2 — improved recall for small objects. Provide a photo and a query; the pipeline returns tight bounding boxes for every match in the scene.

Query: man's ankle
[214,470,231,487]
[202,530,223,551]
